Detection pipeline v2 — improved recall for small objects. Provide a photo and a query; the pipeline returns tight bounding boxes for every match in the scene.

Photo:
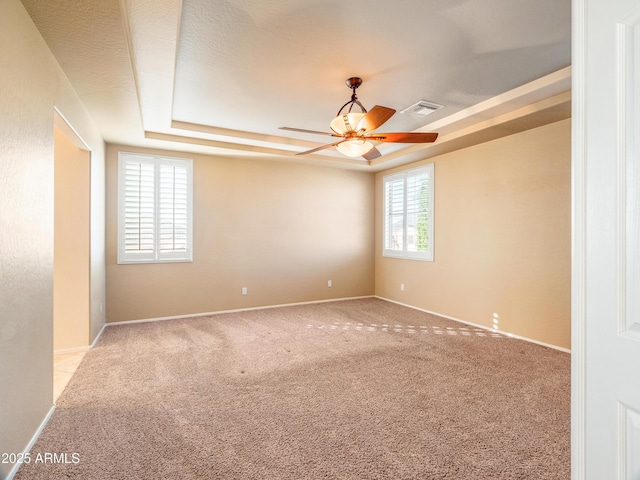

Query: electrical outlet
[242,287,248,295]
[99,302,104,313]
[328,280,332,287]
[400,283,405,291]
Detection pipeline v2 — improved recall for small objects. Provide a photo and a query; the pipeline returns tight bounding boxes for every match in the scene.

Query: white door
[574,0,640,478]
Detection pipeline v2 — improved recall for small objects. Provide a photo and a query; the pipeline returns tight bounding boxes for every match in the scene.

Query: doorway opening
[53,109,91,402]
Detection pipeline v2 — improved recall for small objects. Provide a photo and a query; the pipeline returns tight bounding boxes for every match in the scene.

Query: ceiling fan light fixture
[336,138,374,157]
[280,77,438,159]
[330,112,366,135]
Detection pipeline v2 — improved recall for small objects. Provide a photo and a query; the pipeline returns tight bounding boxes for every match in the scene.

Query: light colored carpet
[16,298,570,479]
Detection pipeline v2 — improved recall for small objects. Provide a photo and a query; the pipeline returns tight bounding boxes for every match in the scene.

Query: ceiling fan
[280,77,438,161]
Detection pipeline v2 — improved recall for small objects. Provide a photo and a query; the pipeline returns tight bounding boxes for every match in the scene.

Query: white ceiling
[22,0,572,171]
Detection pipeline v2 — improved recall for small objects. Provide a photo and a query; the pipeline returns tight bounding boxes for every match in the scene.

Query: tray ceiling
[22,0,571,170]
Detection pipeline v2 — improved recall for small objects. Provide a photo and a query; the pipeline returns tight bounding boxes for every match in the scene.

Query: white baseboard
[90,322,107,349]
[375,296,571,353]
[5,405,56,480]
[53,322,107,354]
[94,296,570,353]
[106,295,375,327]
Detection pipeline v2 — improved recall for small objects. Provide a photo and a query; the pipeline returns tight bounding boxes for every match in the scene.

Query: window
[383,164,434,261]
[118,152,193,264]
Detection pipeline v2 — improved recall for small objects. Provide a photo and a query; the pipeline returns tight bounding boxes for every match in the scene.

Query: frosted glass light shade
[336,139,374,157]
[330,112,366,134]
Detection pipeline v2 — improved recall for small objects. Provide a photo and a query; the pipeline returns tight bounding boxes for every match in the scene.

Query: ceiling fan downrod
[336,77,367,116]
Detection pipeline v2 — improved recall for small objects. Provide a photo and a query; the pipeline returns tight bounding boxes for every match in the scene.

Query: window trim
[382,163,434,261]
[117,152,193,264]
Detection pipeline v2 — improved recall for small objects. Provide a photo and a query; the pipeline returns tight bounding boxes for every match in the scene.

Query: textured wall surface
[375,119,571,350]
[0,1,105,478]
[0,5,56,476]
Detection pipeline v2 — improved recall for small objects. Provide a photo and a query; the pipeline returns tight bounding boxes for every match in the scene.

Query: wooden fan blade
[280,127,339,137]
[362,147,382,161]
[355,106,396,133]
[366,132,438,143]
[295,141,343,156]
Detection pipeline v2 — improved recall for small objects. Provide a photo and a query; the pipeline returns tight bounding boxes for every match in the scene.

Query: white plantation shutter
[383,164,434,261]
[124,160,155,259]
[159,162,189,257]
[384,176,405,252]
[406,169,429,253]
[118,153,193,264]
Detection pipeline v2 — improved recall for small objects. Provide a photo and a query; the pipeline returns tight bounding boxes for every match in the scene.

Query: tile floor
[53,351,86,402]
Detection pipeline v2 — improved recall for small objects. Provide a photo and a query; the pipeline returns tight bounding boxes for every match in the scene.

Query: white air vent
[400,100,443,117]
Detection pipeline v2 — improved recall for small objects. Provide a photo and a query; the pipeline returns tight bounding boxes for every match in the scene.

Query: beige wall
[375,119,571,350]
[54,126,91,352]
[0,2,105,477]
[105,145,375,323]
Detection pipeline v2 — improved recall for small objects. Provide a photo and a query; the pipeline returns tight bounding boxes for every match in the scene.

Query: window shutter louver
[159,163,189,257]
[118,153,192,264]
[122,159,156,261]
[385,177,405,252]
[406,170,429,253]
